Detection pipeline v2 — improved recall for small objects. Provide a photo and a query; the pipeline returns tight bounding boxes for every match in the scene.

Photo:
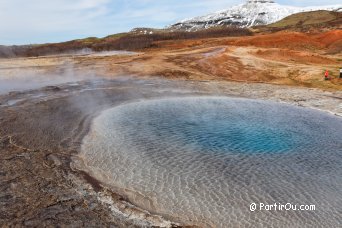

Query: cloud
[0,0,110,30]
[0,0,112,44]
[278,0,342,6]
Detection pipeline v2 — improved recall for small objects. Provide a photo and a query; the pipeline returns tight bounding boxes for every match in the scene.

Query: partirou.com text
[250,203,316,212]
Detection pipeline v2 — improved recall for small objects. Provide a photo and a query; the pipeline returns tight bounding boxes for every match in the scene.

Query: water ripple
[81,97,342,227]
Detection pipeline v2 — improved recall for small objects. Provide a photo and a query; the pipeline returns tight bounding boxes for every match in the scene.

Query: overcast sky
[0,0,341,45]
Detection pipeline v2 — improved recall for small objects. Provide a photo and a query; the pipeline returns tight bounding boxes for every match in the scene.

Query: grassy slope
[267,10,342,29]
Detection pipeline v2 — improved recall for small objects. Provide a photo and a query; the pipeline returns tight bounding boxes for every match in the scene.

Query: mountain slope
[267,10,342,29]
[169,0,342,31]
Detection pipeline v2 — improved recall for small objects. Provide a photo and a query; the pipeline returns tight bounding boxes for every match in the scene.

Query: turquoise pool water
[144,103,303,154]
[80,97,342,227]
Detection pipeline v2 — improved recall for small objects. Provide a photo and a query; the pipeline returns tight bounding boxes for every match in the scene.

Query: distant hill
[169,0,341,31]
[267,10,342,30]
[0,27,251,58]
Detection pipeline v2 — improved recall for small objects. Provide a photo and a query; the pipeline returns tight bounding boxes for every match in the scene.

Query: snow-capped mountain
[169,0,342,31]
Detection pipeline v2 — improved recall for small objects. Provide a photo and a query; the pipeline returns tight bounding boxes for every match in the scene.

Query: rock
[46,154,62,167]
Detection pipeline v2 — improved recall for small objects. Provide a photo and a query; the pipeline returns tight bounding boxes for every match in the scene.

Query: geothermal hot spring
[80,97,342,227]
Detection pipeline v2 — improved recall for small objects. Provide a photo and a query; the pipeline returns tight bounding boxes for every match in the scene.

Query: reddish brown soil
[254,49,338,65]
[139,30,341,90]
[220,30,342,52]
[1,30,341,91]
[227,32,324,50]
[313,30,342,46]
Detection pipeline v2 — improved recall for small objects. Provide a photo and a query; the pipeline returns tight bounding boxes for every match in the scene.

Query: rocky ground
[72,30,342,91]
[0,79,188,227]
[0,33,341,227]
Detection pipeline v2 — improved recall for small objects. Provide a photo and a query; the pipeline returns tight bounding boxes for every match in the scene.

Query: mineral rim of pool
[79,97,342,227]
